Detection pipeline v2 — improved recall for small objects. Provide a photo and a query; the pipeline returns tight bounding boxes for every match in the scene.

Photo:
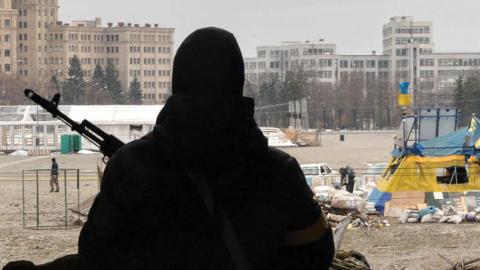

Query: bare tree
[0,73,29,105]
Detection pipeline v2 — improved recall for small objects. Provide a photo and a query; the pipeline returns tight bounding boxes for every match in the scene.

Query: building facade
[0,0,174,104]
[245,16,480,107]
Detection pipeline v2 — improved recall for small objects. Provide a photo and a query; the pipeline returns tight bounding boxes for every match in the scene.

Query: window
[4,34,9,42]
[4,19,11,27]
[378,71,389,80]
[309,59,316,67]
[420,59,434,66]
[269,62,280,69]
[378,60,389,68]
[397,71,408,80]
[396,60,408,68]
[318,71,332,78]
[4,49,10,57]
[420,70,434,78]
[290,49,299,56]
[436,167,468,184]
[351,60,364,68]
[419,48,433,55]
[301,166,319,176]
[396,49,408,56]
[366,60,376,68]
[318,59,332,67]
[340,60,348,68]
[5,64,11,72]
[270,50,280,57]
[257,51,266,58]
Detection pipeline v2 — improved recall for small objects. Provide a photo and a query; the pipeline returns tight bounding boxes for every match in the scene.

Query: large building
[245,16,480,106]
[0,0,174,104]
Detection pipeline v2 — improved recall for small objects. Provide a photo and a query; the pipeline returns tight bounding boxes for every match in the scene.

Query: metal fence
[18,169,99,229]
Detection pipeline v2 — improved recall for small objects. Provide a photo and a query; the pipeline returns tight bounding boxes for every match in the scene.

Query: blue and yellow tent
[369,117,480,212]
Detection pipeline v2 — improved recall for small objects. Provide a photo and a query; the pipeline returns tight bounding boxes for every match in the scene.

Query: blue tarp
[368,187,392,214]
[416,127,470,156]
[393,117,480,158]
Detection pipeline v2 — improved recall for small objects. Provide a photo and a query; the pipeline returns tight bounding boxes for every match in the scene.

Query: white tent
[0,105,163,151]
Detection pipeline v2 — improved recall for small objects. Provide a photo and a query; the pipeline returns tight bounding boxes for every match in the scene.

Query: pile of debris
[399,205,480,224]
[331,250,372,270]
[330,214,372,270]
[315,188,388,230]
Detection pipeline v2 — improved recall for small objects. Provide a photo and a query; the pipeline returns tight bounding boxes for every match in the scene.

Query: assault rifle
[24,89,125,159]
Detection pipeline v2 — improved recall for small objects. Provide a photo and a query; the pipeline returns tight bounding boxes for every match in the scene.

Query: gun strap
[185,170,253,270]
[153,125,252,270]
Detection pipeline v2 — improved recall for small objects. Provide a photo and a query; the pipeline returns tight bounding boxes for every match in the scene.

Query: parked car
[300,163,339,188]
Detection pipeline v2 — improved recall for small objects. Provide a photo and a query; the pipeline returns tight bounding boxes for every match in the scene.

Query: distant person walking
[50,158,59,192]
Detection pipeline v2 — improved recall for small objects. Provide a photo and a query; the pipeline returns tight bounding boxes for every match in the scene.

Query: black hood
[171,27,245,96]
[155,27,267,169]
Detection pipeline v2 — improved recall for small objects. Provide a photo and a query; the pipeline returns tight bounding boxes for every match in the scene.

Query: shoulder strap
[185,170,253,270]
[153,126,253,270]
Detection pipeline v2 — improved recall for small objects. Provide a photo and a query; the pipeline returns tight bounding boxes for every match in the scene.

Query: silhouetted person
[345,166,356,193]
[50,158,59,192]
[4,27,334,270]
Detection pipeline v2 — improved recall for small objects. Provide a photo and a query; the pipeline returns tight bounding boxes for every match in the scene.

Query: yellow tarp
[376,155,480,192]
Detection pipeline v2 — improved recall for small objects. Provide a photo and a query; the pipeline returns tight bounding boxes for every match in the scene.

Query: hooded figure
[3,28,334,270]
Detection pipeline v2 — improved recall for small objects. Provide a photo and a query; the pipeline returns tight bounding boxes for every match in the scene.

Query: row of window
[37,20,56,29]
[419,58,480,67]
[129,46,171,54]
[143,93,168,100]
[395,37,430,45]
[129,34,172,43]
[129,70,171,77]
[129,58,171,65]
[143,81,170,89]
[37,8,56,17]
[257,48,335,58]
[395,26,430,34]
[247,59,390,70]
[438,58,480,67]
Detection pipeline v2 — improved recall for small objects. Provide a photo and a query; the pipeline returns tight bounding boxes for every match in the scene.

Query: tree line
[245,68,400,130]
[454,72,480,120]
[52,55,143,105]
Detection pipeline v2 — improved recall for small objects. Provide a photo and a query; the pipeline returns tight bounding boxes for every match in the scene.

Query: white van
[300,163,339,188]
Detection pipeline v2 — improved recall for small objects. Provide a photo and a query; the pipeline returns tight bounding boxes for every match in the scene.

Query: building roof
[0,105,163,125]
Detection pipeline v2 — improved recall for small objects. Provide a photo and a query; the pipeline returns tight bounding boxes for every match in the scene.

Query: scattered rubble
[399,205,480,224]
[331,250,372,270]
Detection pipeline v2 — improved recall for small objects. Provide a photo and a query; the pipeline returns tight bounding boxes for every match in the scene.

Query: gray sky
[60,0,480,57]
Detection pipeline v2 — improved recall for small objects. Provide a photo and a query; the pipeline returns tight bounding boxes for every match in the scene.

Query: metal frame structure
[21,169,81,229]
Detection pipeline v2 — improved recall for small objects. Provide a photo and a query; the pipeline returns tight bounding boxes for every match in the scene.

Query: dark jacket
[78,96,333,270]
[77,27,333,270]
[51,161,58,176]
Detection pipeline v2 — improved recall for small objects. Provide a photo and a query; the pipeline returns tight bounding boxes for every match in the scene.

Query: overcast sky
[60,0,480,57]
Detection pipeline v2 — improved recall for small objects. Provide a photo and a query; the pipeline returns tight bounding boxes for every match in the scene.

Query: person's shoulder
[263,146,297,166]
[111,131,171,162]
